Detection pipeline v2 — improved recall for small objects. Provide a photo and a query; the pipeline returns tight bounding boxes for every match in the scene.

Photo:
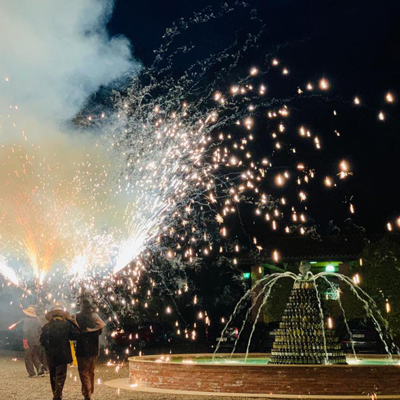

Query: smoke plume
[0,0,140,282]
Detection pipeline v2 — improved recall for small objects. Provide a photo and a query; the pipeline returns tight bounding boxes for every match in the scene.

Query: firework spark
[0,256,20,286]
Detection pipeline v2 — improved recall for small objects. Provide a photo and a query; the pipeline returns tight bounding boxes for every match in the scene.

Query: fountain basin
[126,353,400,398]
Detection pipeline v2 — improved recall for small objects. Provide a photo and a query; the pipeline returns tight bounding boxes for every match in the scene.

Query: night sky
[108,0,400,233]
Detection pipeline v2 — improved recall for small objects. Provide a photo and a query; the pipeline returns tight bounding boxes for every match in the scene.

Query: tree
[356,238,400,338]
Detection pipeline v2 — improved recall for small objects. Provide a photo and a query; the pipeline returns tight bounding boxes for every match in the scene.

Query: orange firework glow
[14,193,65,283]
[0,143,71,283]
[0,135,117,284]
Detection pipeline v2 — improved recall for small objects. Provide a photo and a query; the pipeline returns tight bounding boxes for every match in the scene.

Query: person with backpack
[40,307,79,400]
[73,297,105,400]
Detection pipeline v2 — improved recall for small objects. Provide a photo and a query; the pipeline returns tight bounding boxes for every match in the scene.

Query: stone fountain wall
[128,354,400,396]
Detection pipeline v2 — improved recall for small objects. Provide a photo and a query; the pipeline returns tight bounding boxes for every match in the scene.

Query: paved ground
[0,354,249,400]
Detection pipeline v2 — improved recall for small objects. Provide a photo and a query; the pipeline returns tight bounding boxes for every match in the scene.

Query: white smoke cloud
[0,0,139,121]
[0,0,140,282]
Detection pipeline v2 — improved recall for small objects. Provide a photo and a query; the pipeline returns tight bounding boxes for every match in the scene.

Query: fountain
[106,262,400,398]
[269,279,346,365]
[268,261,346,365]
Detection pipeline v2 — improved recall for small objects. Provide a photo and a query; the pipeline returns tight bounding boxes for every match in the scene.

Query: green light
[325,265,336,272]
[310,261,318,264]
[243,272,251,279]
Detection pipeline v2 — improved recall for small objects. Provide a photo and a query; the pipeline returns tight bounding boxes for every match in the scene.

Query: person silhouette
[73,297,105,400]
[40,307,80,400]
[22,305,45,377]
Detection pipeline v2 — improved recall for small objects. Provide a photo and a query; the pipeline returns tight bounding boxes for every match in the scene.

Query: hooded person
[73,297,105,400]
[40,306,80,400]
[22,305,46,377]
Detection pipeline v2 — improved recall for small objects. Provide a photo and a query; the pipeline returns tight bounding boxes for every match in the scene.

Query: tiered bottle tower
[270,279,346,365]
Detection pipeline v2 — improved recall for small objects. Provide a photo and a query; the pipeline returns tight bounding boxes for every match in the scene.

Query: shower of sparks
[0,52,397,292]
[109,101,220,273]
